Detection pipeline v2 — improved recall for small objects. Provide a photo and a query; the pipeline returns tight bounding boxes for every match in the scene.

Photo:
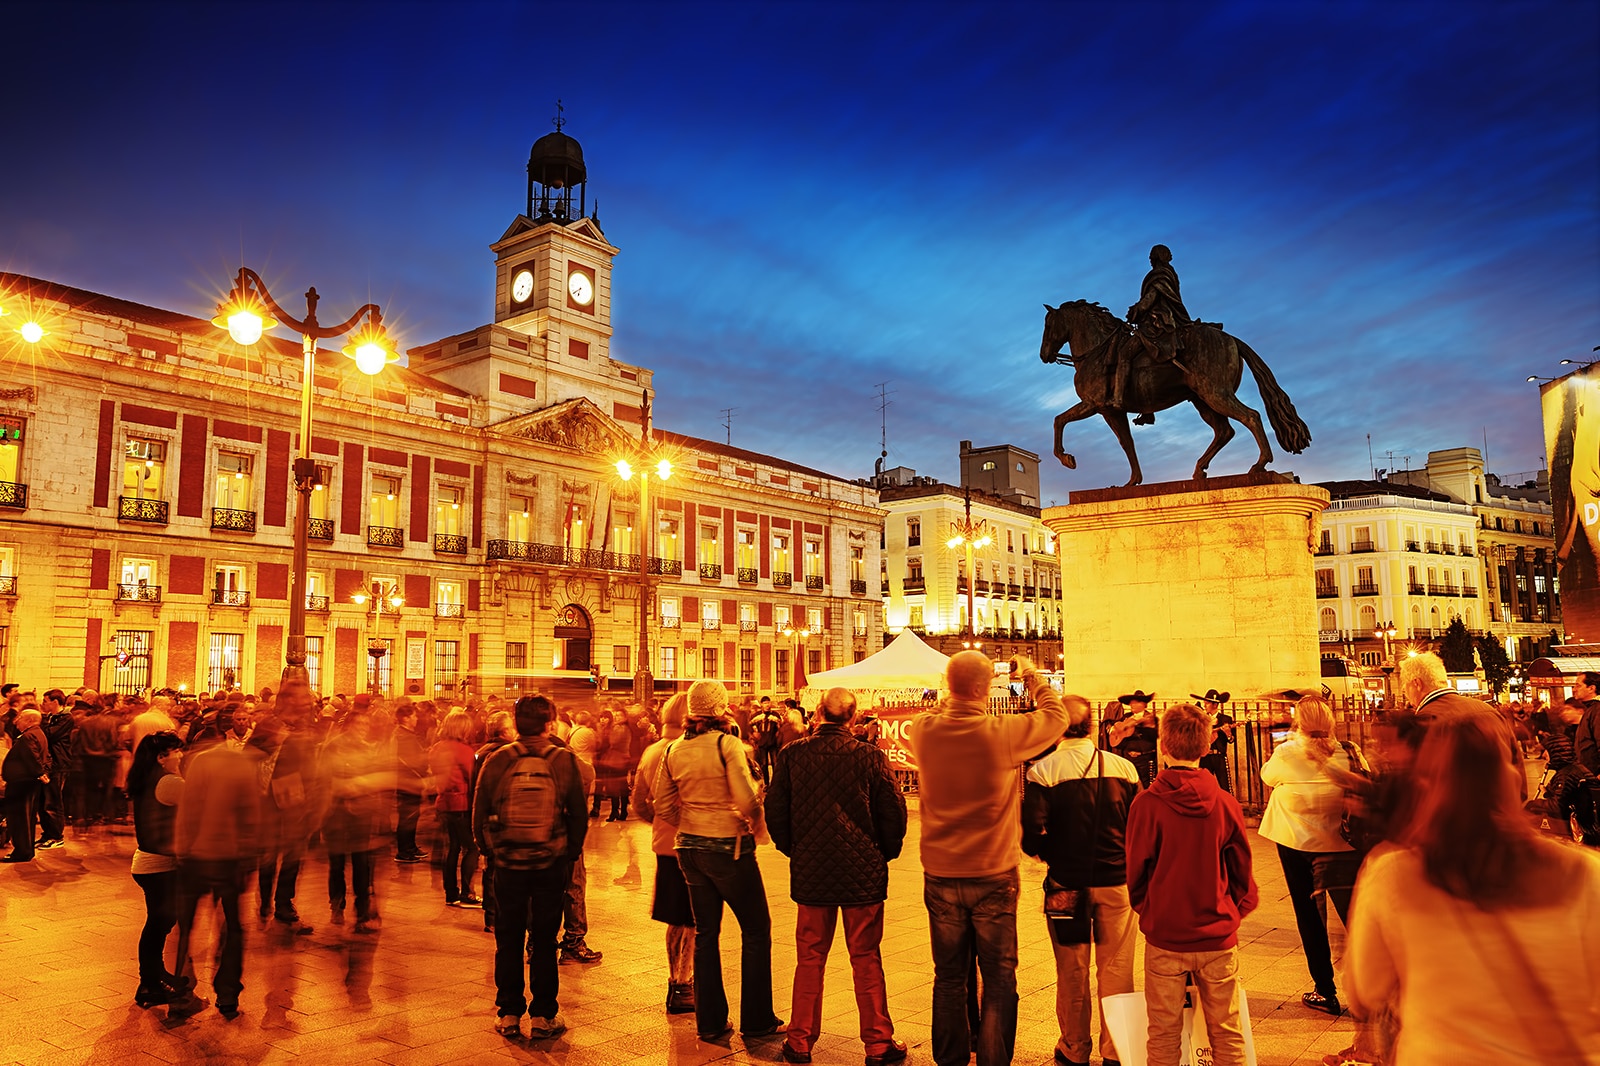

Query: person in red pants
[764,687,908,1066]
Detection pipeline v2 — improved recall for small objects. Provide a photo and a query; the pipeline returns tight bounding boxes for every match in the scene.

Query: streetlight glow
[225,310,266,345]
[18,321,46,344]
[615,459,633,481]
[351,341,386,375]
[656,458,672,480]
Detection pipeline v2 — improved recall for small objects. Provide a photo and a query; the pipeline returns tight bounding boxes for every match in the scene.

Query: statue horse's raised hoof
[1059,452,1077,470]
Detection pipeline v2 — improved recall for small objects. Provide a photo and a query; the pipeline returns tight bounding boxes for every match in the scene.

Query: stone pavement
[1,801,1355,1066]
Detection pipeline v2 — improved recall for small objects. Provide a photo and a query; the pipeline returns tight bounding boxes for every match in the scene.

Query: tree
[1438,617,1477,673]
[1476,634,1511,696]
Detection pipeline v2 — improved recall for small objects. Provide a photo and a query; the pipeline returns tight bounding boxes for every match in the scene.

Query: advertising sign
[874,705,920,771]
[405,638,426,681]
[1542,366,1600,642]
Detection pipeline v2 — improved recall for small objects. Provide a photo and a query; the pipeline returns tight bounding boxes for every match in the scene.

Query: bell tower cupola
[527,102,590,225]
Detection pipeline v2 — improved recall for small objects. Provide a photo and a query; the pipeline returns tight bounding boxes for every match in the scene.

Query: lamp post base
[632,668,655,705]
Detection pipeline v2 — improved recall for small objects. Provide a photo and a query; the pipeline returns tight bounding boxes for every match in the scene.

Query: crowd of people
[2,650,1599,1065]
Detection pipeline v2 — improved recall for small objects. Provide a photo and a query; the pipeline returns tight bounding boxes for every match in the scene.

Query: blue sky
[4,1,1595,500]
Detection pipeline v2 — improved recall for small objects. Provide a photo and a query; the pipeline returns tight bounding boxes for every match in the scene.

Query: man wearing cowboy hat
[1191,689,1235,793]
[1110,692,1159,787]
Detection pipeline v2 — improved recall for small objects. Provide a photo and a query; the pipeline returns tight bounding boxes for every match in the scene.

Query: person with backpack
[473,694,589,1042]
[748,698,783,784]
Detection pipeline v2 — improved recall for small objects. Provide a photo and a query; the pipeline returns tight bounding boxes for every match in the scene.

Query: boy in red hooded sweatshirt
[1125,703,1258,1066]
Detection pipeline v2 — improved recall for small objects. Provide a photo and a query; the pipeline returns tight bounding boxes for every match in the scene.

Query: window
[437,580,463,616]
[658,515,680,561]
[853,609,868,636]
[435,485,463,536]
[123,438,167,500]
[214,564,247,604]
[613,509,636,556]
[776,648,790,691]
[982,460,996,471]
[565,501,589,551]
[775,604,792,629]
[309,464,333,520]
[1356,565,1374,590]
[740,647,755,692]
[1359,604,1377,630]
[739,602,757,624]
[214,451,254,511]
[306,570,327,608]
[370,475,401,528]
[121,557,157,587]
[736,528,757,570]
[0,415,24,487]
[661,597,680,626]
[804,538,822,578]
[808,649,823,673]
[702,600,721,628]
[850,545,865,583]
[435,640,460,688]
[702,647,718,680]
[906,517,921,547]
[907,557,923,582]
[1315,569,1335,594]
[367,637,393,694]
[1016,462,1025,472]
[700,524,720,564]
[909,606,924,628]
[208,632,243,691]
[807,606,823,631]
[659,646,677,679]
[1359,650,1381,667]
[506,642,528,671]
[507,494,533,542]
[305,635,323,693]
[1007,530,1015,553]
[772,533,791,574]
[111,630,152,695]
[1319,607,1337,630]
[612,645,629,675]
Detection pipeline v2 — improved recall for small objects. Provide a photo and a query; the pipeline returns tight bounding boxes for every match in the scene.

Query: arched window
[1410,604,1422,635]
[1319,607,1337,632]
[1359,604,1377,631]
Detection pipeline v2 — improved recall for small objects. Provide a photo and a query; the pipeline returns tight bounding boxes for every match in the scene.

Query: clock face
[511,269,534,304]
[567,268,594,307]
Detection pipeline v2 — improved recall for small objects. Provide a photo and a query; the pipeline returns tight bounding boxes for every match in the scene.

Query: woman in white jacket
[1259,695,1364,1017]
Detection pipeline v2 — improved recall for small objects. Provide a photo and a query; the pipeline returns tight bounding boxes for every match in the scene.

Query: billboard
[1541,365,1600,642]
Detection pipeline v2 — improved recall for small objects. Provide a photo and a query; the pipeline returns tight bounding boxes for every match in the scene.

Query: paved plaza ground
[1,801,1357,1066]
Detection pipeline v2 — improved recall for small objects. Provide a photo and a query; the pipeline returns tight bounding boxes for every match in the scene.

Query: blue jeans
[924,869,1020,1066]
[677,846,778,1035]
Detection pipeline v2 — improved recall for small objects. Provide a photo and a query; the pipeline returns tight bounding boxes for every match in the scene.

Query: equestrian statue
[1038,244,1311,486]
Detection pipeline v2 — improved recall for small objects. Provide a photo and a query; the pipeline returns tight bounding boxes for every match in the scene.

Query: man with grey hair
[766,687,908,1065]
[911,652,1080,1066]
[2,706,49,862]
[1397,651,1452,713]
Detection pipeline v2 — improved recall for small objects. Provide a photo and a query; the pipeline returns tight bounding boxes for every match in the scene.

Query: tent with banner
[801,628,951,700]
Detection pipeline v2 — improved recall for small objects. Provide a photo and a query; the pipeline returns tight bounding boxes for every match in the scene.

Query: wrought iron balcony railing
[854,626,869,639]
[212,588,250,607]
[701,618,721,631]
[368,525,405,548]
[1461,585,1478,597]
[975,579,991,594]
[850,579,867,595]
[1424,541,1440,553]
[436,602,465,618]
[434,533,468,555]
[805,575,824,591]
[1461,545,1475,557]
[485,538,665,574]
[902,576,925,592]
[661,616,681,628]
[739,620,759,633]
[1316,585,1339,598]
[306,594,329,612]
[1440,543,1456,555]
[119,496,169,524]
[772,570,792,588]
[1405,539,1421,552]
[115,583,161,602]
[1007,583,1023,598]
[0,481,26,509]
[1409,581,1426,594]
[307,517,335,541]
[957,576,970,593]
[1352,582,1380,596]
[1314,542,1336,556]
[737,567,759,584]
[1351,540,1377,553]
[699,563,722,581]
[648,557,683,576]
[0,575,17,596]
[211,507,257,533]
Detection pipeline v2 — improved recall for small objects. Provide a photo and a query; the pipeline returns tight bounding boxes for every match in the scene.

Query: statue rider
[1115,244,1193,424]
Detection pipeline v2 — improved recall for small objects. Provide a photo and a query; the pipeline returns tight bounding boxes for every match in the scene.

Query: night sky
[4,1,1595,500]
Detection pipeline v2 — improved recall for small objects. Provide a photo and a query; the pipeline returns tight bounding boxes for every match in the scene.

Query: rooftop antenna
[719,407,736,446]
[1367,433,1375,480]
[874,381,894,477]
[1482,426,1489,467]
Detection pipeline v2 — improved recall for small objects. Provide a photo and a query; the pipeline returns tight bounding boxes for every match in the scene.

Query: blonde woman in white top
[1259,695,1363,1017]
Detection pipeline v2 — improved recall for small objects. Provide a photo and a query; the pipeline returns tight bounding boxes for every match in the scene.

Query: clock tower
[491,120,619,366]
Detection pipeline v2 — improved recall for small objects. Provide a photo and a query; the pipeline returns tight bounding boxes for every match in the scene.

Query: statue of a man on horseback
[1039,246,1311,487]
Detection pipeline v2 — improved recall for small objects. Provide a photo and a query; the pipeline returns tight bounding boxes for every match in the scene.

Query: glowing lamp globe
[19,321,45,344]
[351,342,387,375]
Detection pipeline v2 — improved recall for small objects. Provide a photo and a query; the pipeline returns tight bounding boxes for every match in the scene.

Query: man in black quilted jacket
[765,687,908,1066]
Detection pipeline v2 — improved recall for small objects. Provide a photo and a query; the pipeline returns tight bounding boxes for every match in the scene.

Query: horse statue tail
[1236,338,1312,454]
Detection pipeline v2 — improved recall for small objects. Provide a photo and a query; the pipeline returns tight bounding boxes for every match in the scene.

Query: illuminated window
[702,646,718,680]
[309,464,333,520]
[982,461,996,471]
[807,606,822,631]
[700,524,720,563]
[736,528,757,570]
[850,546,865,582]
[775,604,791,628]
[435,640,460,688]
[804,538,822,578]
[0,416,24,486]
[508,494,533,542]
[435,485,464,536]
[772,533,791,574]
[906,517,921,547]
[369,475,401,528]
[213,452,254,510]
[123,438,166,500]
[658,515,680,561]
[659,646,677,679]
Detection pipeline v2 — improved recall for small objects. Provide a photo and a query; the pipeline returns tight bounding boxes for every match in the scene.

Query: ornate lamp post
[1377,620,1398,704]
[945,488,993,645]
[613,393,672,705]
[212,268,399,686]
[352,580,405,695]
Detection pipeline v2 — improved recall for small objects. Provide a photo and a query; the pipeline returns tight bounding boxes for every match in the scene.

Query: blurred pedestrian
[431,709,482,908]
[909,652,1073,1066]
[632,694,697,1014]
[128,731,193,1007]
[394,704,429,863]
[323,706,387,932]
[766,686,907,1066]
[2,705,49,862]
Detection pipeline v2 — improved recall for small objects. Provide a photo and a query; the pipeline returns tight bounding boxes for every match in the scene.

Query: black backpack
[486,742,567,867]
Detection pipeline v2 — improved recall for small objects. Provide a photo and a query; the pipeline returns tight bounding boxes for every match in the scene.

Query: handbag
[1045,750,1103,945]
[1333,740,1380,853]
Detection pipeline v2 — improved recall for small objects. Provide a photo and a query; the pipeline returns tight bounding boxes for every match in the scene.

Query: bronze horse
[1038,300,1311,485]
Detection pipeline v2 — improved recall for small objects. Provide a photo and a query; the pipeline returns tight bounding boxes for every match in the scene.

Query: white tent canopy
[803,629,951,695]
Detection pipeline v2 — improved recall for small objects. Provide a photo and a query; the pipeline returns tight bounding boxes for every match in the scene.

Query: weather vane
[552,99,566,132]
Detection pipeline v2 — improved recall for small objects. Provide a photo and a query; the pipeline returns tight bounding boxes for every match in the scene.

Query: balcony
[118,496,169,524]
[1319,628,1344,643]
[853,626,869,639]
[1316,585,1339,599]
[1440,543,1456,555]
[211,507,257,533]
[0,481,26,509]
[806,575,824,591]
[699,563,723,581]
[737,567,759,585]
[1405,540,1421,552]
[1409,581,1426,594]
[975,579,991,594]
[1041,588,1055,600]
[1022,587,1036,601]
[486,539,668,575]
[305,594,329,612]
[661,616,681,629]
[702,618,722,631]
[0,575,16,595]
[212,588,250,607]
[902,576,925,593]
[434,533,468,555]
[307,517,335,541]
[368,525,404,548]
[739,620,758,633]
[435,602,464,619]
[881,580,890,594]
[647,557,683,577]
[850,578,867,595]
[1008,583,1022,598]
[1352,582,1380,596]
[957,576,970,594]
[1314,542,1336,556]
[772,570,792,588]
[1427,583,1456,596]
[1424,541,1440,553]
[115,583,161,603]
[1350,540,1376,553]
[907,534,921,548]
[1461,545,1475,557]
[1460,585,1478,597]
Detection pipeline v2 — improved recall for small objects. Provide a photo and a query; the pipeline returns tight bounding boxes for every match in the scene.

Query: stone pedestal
[1042,473,1330,702]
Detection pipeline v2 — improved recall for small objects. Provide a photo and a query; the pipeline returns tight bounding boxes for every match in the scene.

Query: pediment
[565,217,608,242]
[493,215,542,247]
[491,397,637,455]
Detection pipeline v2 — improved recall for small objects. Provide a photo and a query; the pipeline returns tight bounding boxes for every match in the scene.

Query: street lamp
[352,580,404,695]
[781,626,811,694]
[613,391,672,705]
[1377,620,1398,704]
[946,488,994,643]
[212,267,399,687]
